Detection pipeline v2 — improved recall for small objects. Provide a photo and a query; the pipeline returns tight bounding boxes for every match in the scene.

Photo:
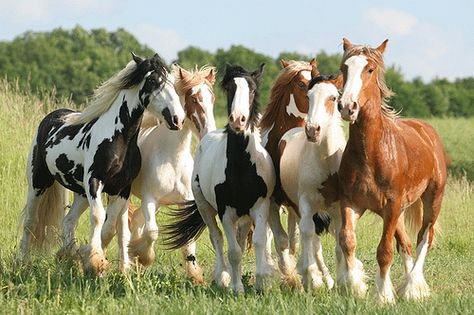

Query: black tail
[161,201,207,250]
[313,212,331,235]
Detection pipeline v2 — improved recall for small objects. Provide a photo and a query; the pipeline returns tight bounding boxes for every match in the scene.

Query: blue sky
[0,0,472,81]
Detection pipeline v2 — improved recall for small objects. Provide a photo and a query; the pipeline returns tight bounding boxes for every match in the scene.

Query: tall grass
[1,79,473,314]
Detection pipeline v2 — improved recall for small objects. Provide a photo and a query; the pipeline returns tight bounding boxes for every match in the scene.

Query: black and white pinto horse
[163,64,276,293]
[19,53,185,275]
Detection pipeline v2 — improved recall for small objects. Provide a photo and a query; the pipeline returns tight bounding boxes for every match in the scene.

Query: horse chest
[214,133,268,218]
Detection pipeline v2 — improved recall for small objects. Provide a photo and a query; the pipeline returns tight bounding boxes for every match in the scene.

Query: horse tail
[313,212,331,235]
[161,201,206,250]
[404,199,441,242]
[21,181,67,251]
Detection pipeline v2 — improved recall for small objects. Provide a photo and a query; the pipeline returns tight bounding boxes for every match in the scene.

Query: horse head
[306,74,343,143]
[221,63,265,133]
[132,53,185,130]
[337,38,390,123]
[172,64,217,139]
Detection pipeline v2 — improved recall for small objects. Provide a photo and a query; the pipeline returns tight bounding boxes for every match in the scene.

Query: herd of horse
[18,38,448,304]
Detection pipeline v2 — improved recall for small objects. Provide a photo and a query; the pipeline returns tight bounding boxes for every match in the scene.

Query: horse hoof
[79,245,109,276]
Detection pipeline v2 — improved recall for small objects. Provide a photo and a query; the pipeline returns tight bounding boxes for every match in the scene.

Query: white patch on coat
[301,70,311,81]
[286,94,306,119]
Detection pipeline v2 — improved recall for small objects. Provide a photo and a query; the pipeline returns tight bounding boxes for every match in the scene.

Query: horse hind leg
[57,193,88,261]
[398,188,444,301]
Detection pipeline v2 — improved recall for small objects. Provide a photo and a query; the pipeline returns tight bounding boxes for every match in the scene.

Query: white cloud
[130,23,188,63]
[365,7,417,36]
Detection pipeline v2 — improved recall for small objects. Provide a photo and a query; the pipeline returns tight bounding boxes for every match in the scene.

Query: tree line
[0,26,472,118]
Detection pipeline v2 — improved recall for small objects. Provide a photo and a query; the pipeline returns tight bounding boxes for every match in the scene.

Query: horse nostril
[240,116,246,123]
[315,125,321,132]
[172,115,179,126]
[337,101,343,112]
[229,114,234,122]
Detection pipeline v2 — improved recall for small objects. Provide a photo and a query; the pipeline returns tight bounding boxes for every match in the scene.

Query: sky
[0,0,472,81]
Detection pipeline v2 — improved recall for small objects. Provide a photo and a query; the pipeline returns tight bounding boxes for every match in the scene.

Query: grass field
[1,80,473,314]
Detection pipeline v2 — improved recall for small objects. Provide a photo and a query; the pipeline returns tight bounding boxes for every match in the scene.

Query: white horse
[127,64,217,283]
[162,63,276,293]
[19,53,185,275]
[279,74,345,289]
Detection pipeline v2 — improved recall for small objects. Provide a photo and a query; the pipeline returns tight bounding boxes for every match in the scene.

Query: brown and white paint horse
[279,74,344,290]
[337,38,447,303]
[127,65,216,283]
[258,60,320,283]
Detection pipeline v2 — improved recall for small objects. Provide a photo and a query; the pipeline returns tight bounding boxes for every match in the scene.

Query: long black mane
[221,63,264,133]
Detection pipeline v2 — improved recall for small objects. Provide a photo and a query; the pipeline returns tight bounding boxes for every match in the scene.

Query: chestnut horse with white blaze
[19,53,185,275]
[126,65,217,283]
[279,74,344,290]
[337,38,447,303]
[162,64,276,293]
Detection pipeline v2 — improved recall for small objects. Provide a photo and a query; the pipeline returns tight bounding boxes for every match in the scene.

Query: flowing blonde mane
[342,45,399,120]
[68,60,139,125]
[260,60,313,130]
[171,65,216,97]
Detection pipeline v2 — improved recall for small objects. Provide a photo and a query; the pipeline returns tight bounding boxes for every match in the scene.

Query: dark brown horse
[337,38,447,303]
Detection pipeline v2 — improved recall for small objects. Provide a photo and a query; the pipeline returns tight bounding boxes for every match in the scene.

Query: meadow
[0,79,473,314]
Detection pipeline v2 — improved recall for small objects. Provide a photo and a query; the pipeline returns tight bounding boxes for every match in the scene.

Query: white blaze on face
[231,77,250,119]
[307,82,338,127]
[340,55,368,106]
[151,73,185,122]
[301,70,311,81]
[194,83,216,133]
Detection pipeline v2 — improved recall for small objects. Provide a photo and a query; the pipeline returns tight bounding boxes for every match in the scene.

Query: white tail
[21,181,67,252]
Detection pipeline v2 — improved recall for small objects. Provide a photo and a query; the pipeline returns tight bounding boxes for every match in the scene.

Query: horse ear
[280,59,289,68]
[376,39,389,54]
[206,68,216,85]
[131,52,144,64]
[179,67,191,80]
[332,73,344,90]
[252,63,265,82]
[310,58,319,78]
[342,38,353,51]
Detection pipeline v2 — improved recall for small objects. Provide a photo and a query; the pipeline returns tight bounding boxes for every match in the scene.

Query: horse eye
[298,81,306,89]
[330,96,336,102]
[192,97,198,104]
[368,68,374,74]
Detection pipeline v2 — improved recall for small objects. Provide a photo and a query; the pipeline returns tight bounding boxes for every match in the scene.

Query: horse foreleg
[267,200,299,288]
[128,195,158,266]
[375,206,399,304]
[222,210,244,294]
[313,233,334,289]
[250,198,276,292]
[80,178,108,276]
[299,197,323,290]
[338,203,366,297]
[116,196,132,272]
[287,209,299,255]
[180,241,204,284]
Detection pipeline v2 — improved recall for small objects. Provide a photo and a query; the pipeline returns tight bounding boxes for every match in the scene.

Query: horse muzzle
[305,123,321,143]
[229,114,247,133]
[339,101,359,123]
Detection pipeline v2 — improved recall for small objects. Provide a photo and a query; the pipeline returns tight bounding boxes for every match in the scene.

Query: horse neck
[347,95,386,156]
[320,119,346,159]
[110,88,145,140]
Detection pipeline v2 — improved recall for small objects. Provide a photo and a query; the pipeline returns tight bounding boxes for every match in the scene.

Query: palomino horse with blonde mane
[258,59,331,285]
[337,38,447,303]
[126,64,217,283]
[19,53,185,275]
[279,74,344,290]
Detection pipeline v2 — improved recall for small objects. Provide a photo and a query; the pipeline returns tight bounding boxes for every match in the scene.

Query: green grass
[1,80,474,314]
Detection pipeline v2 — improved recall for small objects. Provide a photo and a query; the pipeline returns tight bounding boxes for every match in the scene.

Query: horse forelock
[69,54,168,126]
[342,45,399,120]
[260,61,313,130]
[172,65,216,97]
